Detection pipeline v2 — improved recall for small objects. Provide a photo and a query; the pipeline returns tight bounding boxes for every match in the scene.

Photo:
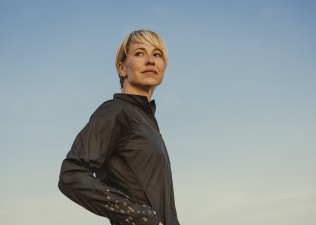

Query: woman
[58,29,180,225]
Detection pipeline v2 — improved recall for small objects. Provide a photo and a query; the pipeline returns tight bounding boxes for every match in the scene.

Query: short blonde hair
[115,29,168,88]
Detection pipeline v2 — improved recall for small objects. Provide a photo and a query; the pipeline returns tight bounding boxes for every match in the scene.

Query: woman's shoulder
[90,97,134,121]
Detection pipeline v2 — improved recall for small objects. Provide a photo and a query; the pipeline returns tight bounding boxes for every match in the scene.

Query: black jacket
[58,93,180,225]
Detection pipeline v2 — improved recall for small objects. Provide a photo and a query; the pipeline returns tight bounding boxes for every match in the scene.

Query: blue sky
[1,1,316,224]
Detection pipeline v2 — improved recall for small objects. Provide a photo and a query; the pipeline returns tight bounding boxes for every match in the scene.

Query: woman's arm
[59,158,160,225]
[58,110,160,225]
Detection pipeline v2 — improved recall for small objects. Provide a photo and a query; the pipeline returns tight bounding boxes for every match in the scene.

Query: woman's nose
[146,55,155,65]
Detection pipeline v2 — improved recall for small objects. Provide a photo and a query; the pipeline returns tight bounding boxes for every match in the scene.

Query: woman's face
[118,41,166,95]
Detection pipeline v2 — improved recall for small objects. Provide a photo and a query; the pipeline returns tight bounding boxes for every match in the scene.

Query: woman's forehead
[129,41,160,51]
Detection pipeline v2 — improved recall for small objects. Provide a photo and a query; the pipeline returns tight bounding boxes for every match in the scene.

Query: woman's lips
[142,69,157,74]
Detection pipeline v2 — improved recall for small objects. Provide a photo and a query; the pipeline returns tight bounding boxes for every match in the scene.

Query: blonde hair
[115,29,168,88]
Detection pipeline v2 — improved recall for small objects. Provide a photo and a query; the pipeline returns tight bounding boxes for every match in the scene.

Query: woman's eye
[135,52,144,56]
[154,52,162,57]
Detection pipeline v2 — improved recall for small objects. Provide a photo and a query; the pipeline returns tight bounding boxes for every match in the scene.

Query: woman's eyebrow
[130,47,162,55]
[130,47,145,53]
[134,47,145,51]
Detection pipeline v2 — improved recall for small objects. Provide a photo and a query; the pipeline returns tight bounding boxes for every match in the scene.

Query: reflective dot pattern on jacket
[104,188,158,225]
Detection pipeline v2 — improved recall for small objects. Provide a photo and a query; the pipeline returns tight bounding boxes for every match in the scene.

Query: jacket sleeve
[58,110,161,225]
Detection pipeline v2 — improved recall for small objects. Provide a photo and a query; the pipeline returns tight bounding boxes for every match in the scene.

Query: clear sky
[1,0,316,224]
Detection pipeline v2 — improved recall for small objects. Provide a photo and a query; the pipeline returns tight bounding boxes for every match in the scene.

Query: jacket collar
[113,93,156,114]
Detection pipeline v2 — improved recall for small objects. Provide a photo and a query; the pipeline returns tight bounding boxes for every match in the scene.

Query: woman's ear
[117,62,127,78]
